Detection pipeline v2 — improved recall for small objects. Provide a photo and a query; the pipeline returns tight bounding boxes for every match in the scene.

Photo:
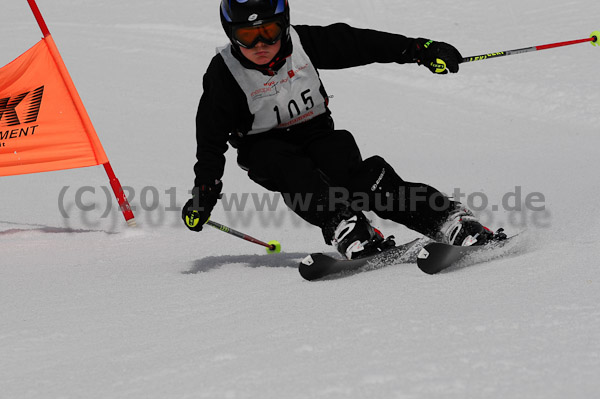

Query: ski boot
[437,205,506,246]
[332,212,395,259]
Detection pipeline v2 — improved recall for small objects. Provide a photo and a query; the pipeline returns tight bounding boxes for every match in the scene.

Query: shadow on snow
[184,252,334,274]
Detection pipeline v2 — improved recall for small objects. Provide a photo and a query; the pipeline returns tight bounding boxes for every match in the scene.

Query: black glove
[182,180,223,231]
[413,38,462,74]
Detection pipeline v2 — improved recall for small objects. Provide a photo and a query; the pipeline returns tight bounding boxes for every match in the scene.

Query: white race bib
[218,27,327,135]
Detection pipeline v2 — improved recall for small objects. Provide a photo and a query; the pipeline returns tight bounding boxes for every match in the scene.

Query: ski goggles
[232,21,283,49]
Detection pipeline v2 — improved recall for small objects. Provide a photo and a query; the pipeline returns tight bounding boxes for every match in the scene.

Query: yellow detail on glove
[430,58,447,74]
[185,210,200,228]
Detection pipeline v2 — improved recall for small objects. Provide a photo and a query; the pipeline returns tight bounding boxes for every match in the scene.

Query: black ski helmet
[220,0,291,51]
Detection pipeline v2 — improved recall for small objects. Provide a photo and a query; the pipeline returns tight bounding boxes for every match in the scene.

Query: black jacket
[193,23,420,187]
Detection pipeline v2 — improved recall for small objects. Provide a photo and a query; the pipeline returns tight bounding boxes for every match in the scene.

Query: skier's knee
[350,155,404,194]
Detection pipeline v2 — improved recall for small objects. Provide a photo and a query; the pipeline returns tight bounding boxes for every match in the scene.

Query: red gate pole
[26,0,50,37]
[26,0,136,227]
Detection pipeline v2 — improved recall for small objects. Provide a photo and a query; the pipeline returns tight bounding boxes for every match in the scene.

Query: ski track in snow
[1,0,600,398]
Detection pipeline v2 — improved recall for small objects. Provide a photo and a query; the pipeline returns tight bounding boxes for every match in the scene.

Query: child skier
[182,0,504,259]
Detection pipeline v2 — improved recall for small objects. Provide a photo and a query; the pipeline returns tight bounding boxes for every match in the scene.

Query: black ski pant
[236,121,455,242]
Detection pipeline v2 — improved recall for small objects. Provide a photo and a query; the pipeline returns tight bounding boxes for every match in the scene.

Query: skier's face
[239,39,281,65]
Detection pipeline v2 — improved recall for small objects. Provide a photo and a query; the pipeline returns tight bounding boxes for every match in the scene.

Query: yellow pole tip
[591,31,600,46]
[267,240,282,254]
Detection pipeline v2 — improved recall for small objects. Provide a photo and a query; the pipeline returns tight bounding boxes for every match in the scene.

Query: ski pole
[206,219,281,254]
[461,31,599,63]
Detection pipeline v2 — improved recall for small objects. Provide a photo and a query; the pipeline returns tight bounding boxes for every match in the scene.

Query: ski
[299,238,424,281]
[417,236,517,274]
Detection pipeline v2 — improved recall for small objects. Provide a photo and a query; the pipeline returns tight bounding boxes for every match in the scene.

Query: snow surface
[1,0,600,398]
